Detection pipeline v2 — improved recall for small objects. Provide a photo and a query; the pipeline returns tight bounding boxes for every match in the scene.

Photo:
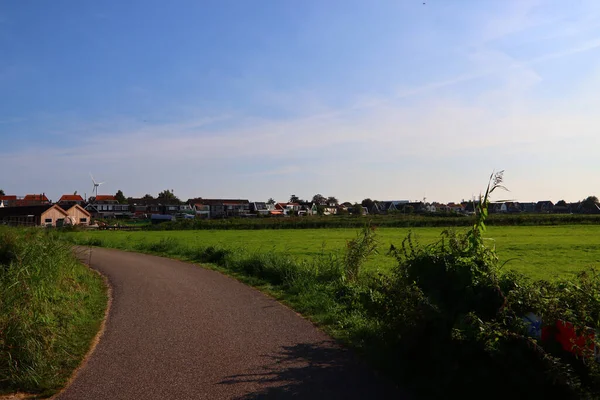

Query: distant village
[1,189,598,228]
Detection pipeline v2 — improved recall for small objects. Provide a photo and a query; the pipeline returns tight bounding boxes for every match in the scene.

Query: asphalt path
[56,247,405,400]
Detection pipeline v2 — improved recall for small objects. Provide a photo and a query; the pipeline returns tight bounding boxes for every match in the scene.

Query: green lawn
[66,225,600,280]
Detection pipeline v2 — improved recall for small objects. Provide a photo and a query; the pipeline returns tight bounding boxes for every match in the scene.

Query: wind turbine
[90,173,105,201]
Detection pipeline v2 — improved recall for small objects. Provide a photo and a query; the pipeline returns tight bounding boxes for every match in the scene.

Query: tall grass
[0,227,107,396]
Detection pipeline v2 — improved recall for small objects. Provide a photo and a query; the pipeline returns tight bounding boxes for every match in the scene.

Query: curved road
[56,247,405,400]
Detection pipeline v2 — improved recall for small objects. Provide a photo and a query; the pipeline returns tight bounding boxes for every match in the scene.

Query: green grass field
[66,225,600,280]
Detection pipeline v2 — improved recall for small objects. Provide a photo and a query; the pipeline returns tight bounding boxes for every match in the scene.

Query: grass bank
[0,227,107,397]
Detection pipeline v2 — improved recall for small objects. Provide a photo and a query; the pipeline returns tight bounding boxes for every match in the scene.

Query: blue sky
[1,0,599,203]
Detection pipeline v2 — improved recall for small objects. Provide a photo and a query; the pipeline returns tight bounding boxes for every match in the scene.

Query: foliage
[267,198,276,205]
[582,196,599,211]
[0,228,106,395]
[372,172,600,397]
[327,196,339,206]
[312,194,326,205]
[114,189,127,204]
[157,189,180,204]
[343,225,378,281]
[289,194,300,203]
[0,189,4,196]
[361,198,375,210]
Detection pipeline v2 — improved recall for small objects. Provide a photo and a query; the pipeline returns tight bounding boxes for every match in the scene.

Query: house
[535,201,554,213]
[23,194,51,205]
[275,202,301,215]
[447,203,465,213]
[519,202,536,213]
[250,202,270,216]
[64,204,91,225]
[323,206,338,215]
[371,201,397,214]
[193,203,210,218]
[0,204,68,227]
[85,195,130,218]
[189,199,250,218]
[499,202,520,213]
[0,195,17,207]
[57,194,85,208]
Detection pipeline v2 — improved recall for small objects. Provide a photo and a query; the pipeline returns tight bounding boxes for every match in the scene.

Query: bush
[358,172,600,397]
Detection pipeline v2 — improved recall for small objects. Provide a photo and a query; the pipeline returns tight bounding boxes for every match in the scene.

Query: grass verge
[0,227,107,397]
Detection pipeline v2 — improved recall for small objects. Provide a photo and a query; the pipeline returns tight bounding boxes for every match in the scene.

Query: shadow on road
[219,341,407,399]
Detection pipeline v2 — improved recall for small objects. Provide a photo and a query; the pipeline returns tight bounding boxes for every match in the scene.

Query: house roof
[0,204,66,219]
[59,194,84,202]
[66,204,91,217]
[24,194,49,201]
[0,195,17,201]
[95,195,117,201]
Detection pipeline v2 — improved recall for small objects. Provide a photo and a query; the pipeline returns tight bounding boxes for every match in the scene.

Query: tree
[158,189,180,204]
[0,189,4,196]
[143,194,155,200]
[115,190,127,204]
[267,198,275,205]
[581,196,599,211]
[361,198,374,210]
[326,196,339,206]
[556,200,567,207]
[289,194,300,203]
[312,194,326,205]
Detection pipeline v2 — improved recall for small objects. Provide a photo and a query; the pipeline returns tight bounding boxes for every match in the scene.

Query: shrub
[366,172,600,397]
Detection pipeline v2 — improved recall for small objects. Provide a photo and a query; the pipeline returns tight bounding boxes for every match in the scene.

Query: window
[44,218,52,223]
[80,218,87,223]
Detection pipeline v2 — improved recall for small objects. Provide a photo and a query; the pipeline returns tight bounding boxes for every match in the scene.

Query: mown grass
[0,227,107,397]
[64,225,600,280]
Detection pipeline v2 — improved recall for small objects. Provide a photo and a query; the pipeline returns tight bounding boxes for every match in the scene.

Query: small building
[0,204,68,227]
[65,204,91,225]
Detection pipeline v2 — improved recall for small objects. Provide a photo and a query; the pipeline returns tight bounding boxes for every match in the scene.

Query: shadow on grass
[219,341,410,400]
